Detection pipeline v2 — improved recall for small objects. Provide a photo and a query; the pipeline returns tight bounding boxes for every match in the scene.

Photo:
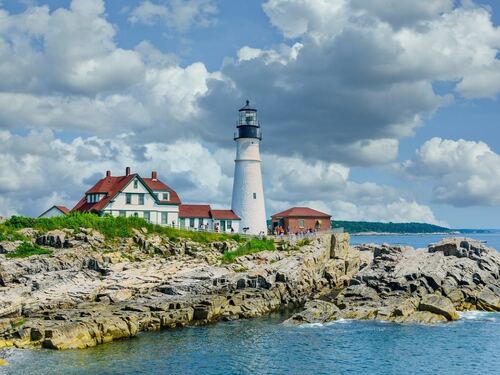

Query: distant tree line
[331,220,450,234]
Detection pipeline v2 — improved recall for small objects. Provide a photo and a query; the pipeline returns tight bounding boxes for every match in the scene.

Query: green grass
[222,238,275,263]
[5,242,52,258]
[296,238,312,247]
[3,213,244,244]
[0,224,29,242]
[11,319,25,329]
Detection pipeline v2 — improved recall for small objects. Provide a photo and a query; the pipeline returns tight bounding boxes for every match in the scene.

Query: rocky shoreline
[0,229,499,351]
[286,238,500,325]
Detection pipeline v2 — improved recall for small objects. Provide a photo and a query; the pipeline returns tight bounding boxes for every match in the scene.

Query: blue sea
[2,233,500,375]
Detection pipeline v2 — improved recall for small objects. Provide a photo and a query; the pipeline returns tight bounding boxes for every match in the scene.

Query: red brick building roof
[72,170,181,213]
[271,207,331,219]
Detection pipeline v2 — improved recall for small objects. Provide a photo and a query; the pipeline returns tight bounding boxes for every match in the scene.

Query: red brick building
[271,207,331,233]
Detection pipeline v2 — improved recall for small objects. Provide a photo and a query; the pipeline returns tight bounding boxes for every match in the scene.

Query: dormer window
[87,194,103,203]
[162,192,169,201]
[133,180,138,189]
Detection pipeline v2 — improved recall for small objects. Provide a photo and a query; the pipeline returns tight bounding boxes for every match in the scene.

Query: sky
[1,0,500,229]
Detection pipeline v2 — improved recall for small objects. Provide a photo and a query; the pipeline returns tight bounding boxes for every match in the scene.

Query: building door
[221,220,226,232]
[180,218,185,228]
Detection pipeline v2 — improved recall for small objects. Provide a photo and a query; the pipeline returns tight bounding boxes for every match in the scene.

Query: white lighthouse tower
[231,100,267,235]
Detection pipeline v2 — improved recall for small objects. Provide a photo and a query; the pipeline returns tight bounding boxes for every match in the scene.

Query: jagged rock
[418,294,458,321]
[330,233,350,260]
[476,288,500,311]
[17,228,38,238]
[284,300,339,324]
[0,241,21,254]
[0,233,352,350]
[36,230,68,248]
[1,234,498,351]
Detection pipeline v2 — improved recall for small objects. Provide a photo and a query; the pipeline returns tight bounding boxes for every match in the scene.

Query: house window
[144,211,150,222]
[253,193,257,199]
[138,194,145,205]
[119,211,126,217]
[133,212,139,217]
[126,193,132,204]
[133,180,138,189]
[189,218,195,228]
[162,192,169,201]
[180,218,185,228]
[161,212,168,225]
[299,219,305,228]
[227,220,232,230]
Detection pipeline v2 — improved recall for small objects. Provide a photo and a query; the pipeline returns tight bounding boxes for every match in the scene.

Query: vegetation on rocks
[3,213,244,244]
[222,238,275,263]
[5,242,52,258]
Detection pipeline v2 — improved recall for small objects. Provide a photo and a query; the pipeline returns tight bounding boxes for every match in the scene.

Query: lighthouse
[231,100,267,235]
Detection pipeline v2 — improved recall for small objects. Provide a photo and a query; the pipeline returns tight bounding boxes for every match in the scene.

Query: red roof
[72,173,181,213]
[73,175,135,213]
[55,206,70,214]
[211,209,240,220]
[143,178,181,204]
[271,207,331,219]
[178,205,240,220]
[179,204,211,218]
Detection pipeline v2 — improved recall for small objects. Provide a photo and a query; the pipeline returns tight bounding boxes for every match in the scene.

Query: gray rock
[285,300,340,324]
[418,294,458,321]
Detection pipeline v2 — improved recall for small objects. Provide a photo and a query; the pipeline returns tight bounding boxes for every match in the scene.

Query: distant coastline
[331,220,498,236]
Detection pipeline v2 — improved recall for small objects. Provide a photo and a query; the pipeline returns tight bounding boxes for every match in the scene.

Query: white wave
[458,310,499,322]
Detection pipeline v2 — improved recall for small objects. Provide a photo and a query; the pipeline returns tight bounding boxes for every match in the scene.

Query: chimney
[106,170,111,177]
[125,167,131,176]
[151,171,157,180]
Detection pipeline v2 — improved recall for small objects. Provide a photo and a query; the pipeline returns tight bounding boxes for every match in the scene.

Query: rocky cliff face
[286,238,500,325]
[0,231,354,350]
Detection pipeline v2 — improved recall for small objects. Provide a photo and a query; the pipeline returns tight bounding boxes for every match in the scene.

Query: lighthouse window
[253,193,257,199]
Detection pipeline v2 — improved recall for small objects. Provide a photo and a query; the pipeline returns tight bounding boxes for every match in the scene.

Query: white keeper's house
[70,167,240,233]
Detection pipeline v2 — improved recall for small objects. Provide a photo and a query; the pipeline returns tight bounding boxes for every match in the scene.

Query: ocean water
[3,312,499,375]
[2,233,500,375]
[350,232,500,250]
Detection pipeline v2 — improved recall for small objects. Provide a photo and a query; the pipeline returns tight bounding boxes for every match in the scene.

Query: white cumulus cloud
[403,137,500,207]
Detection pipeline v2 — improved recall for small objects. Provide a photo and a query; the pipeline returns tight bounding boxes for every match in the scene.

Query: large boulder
[284,300,340,324]
[476,288,500,311]
[0,241,21,254]
[418,294,459,321]
[330,233,350,260]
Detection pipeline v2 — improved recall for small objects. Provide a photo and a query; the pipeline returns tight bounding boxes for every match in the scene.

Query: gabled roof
[179,204,211,218]
[73,175,135,213]
[211,209,240,220]
[143,178,181,204]
[55,206,70,214]
[271,207,331,219]
[38,205,70,217]
[72,172,181,213]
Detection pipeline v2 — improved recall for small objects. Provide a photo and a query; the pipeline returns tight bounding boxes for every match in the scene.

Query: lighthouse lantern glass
[240,111,257,126]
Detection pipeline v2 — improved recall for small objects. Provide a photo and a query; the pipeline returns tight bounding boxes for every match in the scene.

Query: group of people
[271,225,318,238]
[195,222,234,233]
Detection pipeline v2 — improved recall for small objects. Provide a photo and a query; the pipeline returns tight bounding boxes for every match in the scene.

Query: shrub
[6,242,52,258]
[222,238,275,263]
